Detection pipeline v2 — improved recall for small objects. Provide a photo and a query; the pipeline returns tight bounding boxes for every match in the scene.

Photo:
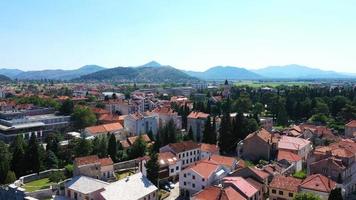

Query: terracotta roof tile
[300,174,336,193]
[277,150,302,162]
[223,177,258,198]
[86,123,123,135]
[188,111,209,119]
[167,141,200,153]
[127,134,151,145]
[199,143,219,154]
[75,155,100,166]
[203,155,236,169]
[346,120,356,128]
[185,162,220,179]
[269,176,302,192]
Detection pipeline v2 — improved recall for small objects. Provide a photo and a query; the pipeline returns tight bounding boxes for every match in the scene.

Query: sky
[0,0,356,73]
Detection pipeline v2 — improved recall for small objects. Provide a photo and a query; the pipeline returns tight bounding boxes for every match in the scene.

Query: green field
[235,81,310,88]
[23,178,55,192]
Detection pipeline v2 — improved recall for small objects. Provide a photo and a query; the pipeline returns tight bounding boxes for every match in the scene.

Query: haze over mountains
[0,61,354,81]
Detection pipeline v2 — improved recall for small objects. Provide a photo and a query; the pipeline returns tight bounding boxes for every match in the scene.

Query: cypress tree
[108,134,117,162]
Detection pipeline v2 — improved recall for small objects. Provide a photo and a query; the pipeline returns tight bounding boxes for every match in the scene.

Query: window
[271,189,276,194]
[192,175,195,180]
[192,183,195,188]
[183,160,185,165]
[184,182,186,186]
[171,169,174,173]
[179,154,181,159]
[202,186,205,189]
[190,151,192,155]
[184,174,186,178]
[279,191,283,195]
[289,193,293,197]
[190,158,192,163]
[202,178,205,182]
[176,166,179,170]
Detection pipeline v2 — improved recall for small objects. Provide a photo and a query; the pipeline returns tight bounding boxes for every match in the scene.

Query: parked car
[168,181,174,189]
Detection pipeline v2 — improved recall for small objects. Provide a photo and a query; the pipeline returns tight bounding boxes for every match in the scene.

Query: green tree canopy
[72,106,97,130]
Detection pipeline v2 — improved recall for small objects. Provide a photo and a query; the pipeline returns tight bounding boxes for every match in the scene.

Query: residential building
[160,141,200,168]
[269,176,302,200]
[187,111,209,142]
[64,176,109,200]
[98,172,158,200]
[231,167,270,193]
[278,135,312,160]
[223,177,263,200]
[277,150,302,173]
[259,117,273,132]
[192,185,247,200]
[300,174,336,200]
[345,120,356,138]
[124,112,158,136]
[179,161,230,197]
[238,128,273,161]
[150,106,182,129]
[139,151,182,181]
[308,139,356,196]
[199,143,219,160]
[202,154,239,172]
[73,155,115,181]
[84,122,124,138]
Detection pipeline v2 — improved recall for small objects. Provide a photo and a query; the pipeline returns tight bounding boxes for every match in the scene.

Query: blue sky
[0,0,356,72]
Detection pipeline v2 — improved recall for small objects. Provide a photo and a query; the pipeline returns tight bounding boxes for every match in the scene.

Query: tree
[108,134,117,162]
[0,141,11,183]
[147,130,154,141]
[45,133,59,155]
[72,106,97,130]
[59,99,74,115]
[219,111,233,153]
[184,126,194,141]
[4,171,16,184]
[74,138,92,157]
[46,150,59,169]
[49,171,65,183]
[293,192,321,200]
[252,102,264,116]
[202,116,213,144]
[166,119,177,144]
[128,135,147,159]
[25,134,42,174]
[10,135,26,177]
[145,152,159,186]
[328,188,343,200]
[98,136,108,158]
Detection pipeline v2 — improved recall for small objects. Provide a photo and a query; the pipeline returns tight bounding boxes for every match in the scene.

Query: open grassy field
[22,178,54,192]
[235,81,310,88]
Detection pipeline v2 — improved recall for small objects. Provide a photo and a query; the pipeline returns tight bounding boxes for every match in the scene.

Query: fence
[113,158,139,171]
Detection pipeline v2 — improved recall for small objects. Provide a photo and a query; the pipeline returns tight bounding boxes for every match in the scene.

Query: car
[168,181,175,189]
[163,185,171,191]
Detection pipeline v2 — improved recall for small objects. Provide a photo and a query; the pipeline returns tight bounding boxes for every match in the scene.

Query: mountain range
[0,62,354,81]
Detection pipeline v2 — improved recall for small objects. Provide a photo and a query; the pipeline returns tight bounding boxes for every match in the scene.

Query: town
[0,79,355,200]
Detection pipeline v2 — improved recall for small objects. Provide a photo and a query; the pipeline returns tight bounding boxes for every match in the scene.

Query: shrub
[49,171,65,183]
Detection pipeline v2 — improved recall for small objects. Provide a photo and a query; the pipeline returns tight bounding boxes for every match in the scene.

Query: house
[345,120,356,138]
[160,141,200,168]
[150,106,182,129]
[192,185,247,200]
[308,139,356,196]
[202,154,239,172]
[139,151,182,181]
[277,150,302,173]
[269,175,302,200]
[199,143,219,160]
[299,174,336,200]
[179,161,230,197]
[278,136,312,160]
[124,112,158,136]
[98,172,158,200]
[73,155,115,181]
[238,128,273,161]
[231,166,270,193]
[64,176,109,200]
[84,122,124,138]
[187,111,210,142]
[223,177,263,200]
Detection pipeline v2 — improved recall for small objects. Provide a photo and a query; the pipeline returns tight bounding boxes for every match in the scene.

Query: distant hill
[0,68,23,78]
[77,62,198,83]
[253,64,354,79]
[13,65,106,80]
[0,74,11,82]
[185,66,262,80]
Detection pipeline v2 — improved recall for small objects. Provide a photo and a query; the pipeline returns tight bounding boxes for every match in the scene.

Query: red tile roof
[127,134,152,145]
[223,186,247,200]
[203,155,236,169]
[269,176,302,192]
[346,120,356,128]
[245,128,272,143]
[185,162,220,179]
[192,186,222,200]
[300,174,336,193]
[188,111,209,119]
[199,143,219,154]
[223,177,258,198]
[74,155,114,167]
[167,141,200,153]
[86,123,123,135]
[277,150,302,162]
[248,167,269,179]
